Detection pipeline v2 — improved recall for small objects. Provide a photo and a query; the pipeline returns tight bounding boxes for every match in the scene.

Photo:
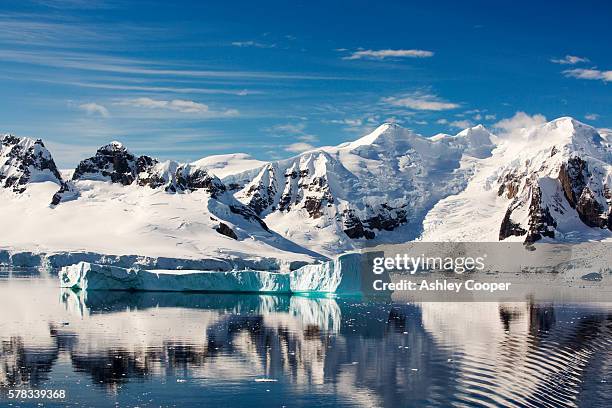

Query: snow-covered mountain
[1,117,610,268]
[1,134,63,193]
[230,123,495,254]
[421,117,612,242]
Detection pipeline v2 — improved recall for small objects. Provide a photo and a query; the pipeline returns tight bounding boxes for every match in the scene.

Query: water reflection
[0,276,610,407]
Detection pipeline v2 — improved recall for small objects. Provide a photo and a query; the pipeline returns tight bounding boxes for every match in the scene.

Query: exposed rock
[72,141,137,185]
[576,188,607,228]
[499,207,527,240]
[215,222,238,240]
[0,134,63,193]
[342,209,375,239]
[176,165,226,197]
[558,157,588,208]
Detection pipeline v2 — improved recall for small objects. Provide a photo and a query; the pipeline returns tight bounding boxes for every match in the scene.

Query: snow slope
[1,117,610,271]
[421,118,612,242]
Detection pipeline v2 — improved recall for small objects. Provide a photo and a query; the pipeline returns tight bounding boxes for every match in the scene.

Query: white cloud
[231,40,276,48]
[343,49,434,60]
[563,68,612,82]
[449,120,472,129]
[115,97,238,118]
[551,55,589,65]
[383,93,459,111]
[484,114,497,120]
[284,142,314,153]
[78,102,109,117]
[585,113,599,121]
[436,119,448,125]
[494,112,547,138]
[269,122,320,144]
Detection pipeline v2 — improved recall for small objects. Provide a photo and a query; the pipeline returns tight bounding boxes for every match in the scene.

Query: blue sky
[1,0,610,167]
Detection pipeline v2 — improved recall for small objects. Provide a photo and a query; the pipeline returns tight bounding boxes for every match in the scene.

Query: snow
[420,117,612,242]
[60,262,291,293]
[191,153,266,179]
[0,180,319,269]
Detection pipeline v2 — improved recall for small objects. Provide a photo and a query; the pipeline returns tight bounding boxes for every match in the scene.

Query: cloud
[449,120,472,129]
[284,142,314,153]
[551,55,589,65]
[122,97,209,113]
[494,112,547,138]
[343,49,434,60]
[563,68,612,82]
[585,113,599,121]
[383,93,459,111]
[436,119,448,125]
[484,114,496,120]
[231,41,276,48]
[116,97,238,117]
[78,102,109,117]
[269,122,320,144]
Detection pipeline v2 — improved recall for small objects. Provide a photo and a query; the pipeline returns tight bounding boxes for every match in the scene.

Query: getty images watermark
[370,253,512,293]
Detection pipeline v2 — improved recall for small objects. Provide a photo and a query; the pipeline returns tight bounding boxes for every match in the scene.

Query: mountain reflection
[0,281,610,407]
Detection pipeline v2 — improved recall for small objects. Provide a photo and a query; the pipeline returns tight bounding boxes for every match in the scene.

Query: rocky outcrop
[215,222,238,240]
[0,134,63,193]
[175,165,226,197]
[72,141,137,185]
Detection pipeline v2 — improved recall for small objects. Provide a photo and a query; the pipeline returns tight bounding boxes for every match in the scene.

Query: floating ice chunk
[60,262,290,293]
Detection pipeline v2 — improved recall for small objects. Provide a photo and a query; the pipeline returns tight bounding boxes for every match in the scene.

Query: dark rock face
[72,142,137,185]
[0,135,63,193]
[215,222,238,240]
[229,205,270,232]
[499,208,527,240]
[135,156,168,189]
[499,184,557,243]
[497,171,522,199]
[176,166,226,197]
[524,186,557,243]
[342,209,375,239]
[559,157,610,229]
[558,157,588,208]
[576,188,607,228]
[240,165,277,214]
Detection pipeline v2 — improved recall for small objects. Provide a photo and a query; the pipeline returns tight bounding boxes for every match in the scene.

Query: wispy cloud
[116,97,238,117]
[268,123,319,143]
[550,55,589,65]
[585,113,599,121]
[449,119,472,129]
[78,102,109,117]
[383,92,459,111]
[231,40,276,48]
[284,142,314,153]
[563,68,612,82]
[343,49,434,60]
[0,49,348,81]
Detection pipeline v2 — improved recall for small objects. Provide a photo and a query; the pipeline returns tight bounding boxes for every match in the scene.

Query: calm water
[0,270,610,407]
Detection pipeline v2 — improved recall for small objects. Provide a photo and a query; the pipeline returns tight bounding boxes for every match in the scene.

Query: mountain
[230,123,495,254]
[0,139,321,269]
[1,134,63,193]
[421,117,612,242]
[0,117,610,269]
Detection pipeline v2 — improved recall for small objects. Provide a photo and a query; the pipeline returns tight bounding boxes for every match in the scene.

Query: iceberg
[60,262,291,293]
[60,252,391,295]
[290,252,390,295]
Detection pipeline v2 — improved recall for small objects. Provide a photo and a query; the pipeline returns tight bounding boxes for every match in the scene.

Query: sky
[0,0,610,167]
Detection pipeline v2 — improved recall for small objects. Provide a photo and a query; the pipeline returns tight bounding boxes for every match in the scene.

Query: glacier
[290,252,391,295]
[60,252,392,295]
[60,262,292,293]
